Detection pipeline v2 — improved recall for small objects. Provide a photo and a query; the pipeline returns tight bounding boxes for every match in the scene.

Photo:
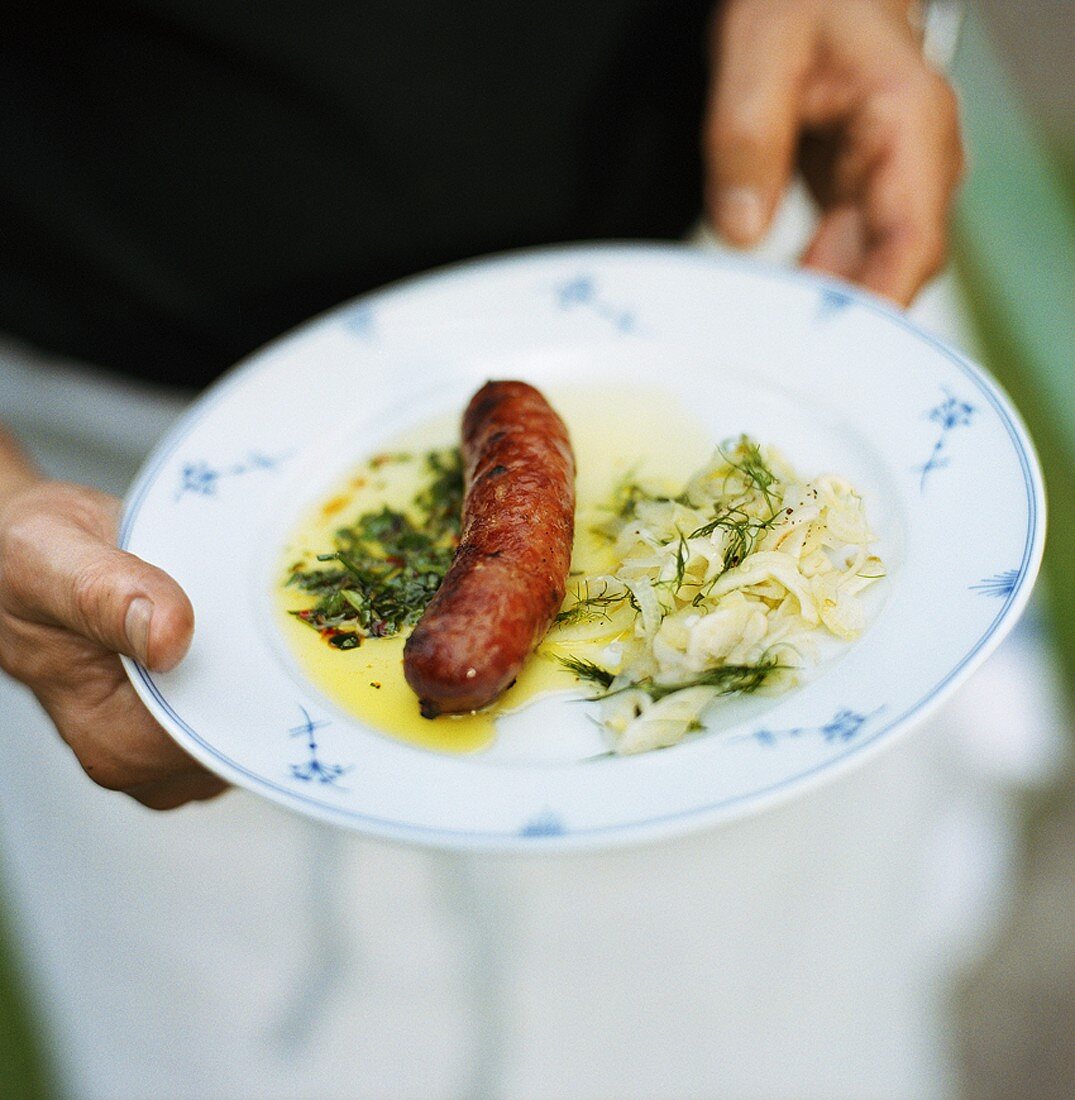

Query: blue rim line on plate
[119,243,1046,849]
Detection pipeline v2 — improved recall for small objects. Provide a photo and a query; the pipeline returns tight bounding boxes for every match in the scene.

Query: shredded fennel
[546,436,884,754]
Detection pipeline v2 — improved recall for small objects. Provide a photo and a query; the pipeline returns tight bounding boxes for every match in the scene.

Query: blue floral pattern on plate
[916,388,976,491]
[341,305,375,340]
[519,810,565,837]
[555,275,637,333]
[743,707,885,748]
[971,570,1020,599]
[176,452,287,500]
[288,707,352,787]
[816,286,854,320]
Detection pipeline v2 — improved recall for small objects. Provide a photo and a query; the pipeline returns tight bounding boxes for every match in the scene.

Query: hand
[705,0,965,305]
[0,479,228,809]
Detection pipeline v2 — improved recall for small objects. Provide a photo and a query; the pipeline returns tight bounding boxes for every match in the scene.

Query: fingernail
[124,597,153,664]
[719,187,766,244]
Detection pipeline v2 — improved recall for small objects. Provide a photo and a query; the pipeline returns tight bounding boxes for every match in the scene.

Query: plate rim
[119,241,1047,851]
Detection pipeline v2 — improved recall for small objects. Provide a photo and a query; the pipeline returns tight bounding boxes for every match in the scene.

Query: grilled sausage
[403,381,575,716]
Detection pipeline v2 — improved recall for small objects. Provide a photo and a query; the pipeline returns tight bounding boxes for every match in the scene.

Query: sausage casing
[403,381,575,716]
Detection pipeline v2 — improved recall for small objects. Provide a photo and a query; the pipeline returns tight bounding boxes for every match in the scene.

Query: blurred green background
[955,7,1075,710]
[948,5,1075,1097]
[1,5,1072,1098]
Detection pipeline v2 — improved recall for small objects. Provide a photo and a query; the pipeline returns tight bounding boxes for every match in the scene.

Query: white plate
[120,244,1045,850]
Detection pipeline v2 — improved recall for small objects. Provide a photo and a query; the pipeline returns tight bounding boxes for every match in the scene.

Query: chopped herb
[413,449,466,536]
[611,468,688,518]
[287,448,463,645]
[612,472,650,518]
[689,504,777,572]
[369,452,413,469]
[556,655,616,690]
[635,657,783,701]
[671,530,690,593]
[720,437,781,513]
[684,439,786,576]
[556,653,784,702]
[555,580,629,625]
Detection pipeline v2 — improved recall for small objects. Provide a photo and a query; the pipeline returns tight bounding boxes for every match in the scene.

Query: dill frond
[555,655,616,690]
[555,580,629,625]
[689,504,777,571]
[639,656,784,701]
[720,437,782,514]
[654,530,692,597]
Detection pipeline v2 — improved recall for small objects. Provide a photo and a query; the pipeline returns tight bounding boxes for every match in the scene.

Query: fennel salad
[546,436,885,754]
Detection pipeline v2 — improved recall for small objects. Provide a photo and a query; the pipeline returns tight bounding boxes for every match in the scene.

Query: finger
[1,490,194,671]
[801,70,962,304]
[801,205,866,282]
[795,0,964,305]
[803,157,949,306]
[857,84,963,304]
[856,219,947,307]
[124,772,229,811]
[1,606,226,807]
[704,0,814,245]
[30,632,218,791]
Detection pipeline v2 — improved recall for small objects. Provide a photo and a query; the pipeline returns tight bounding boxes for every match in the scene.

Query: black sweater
[2,1,712,387]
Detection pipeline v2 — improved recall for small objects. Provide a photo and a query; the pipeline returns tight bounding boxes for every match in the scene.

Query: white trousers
[0,252,1065,1100]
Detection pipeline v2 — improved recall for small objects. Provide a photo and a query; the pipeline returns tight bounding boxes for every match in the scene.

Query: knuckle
[912,70,960,130]
[0,483,118,603]
[69,557,114,633]
[713,103,774,159]
[128,788,179,811]
[33,481,115,534]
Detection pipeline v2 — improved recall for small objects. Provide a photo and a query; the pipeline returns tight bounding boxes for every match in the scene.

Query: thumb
[2,489,194,671]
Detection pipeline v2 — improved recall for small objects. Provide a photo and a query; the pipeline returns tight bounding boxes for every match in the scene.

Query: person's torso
[2,1,711,386]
